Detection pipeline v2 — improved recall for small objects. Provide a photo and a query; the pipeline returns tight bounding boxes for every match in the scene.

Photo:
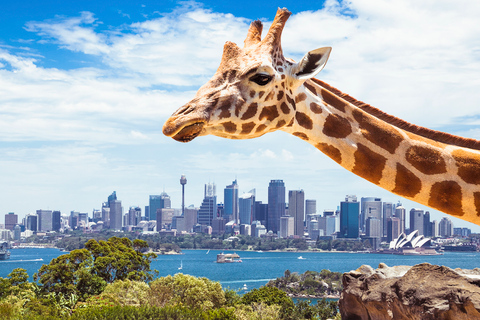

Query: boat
[0,242,10,260]
[206,249,210,254]
[242,284,248,291]
[297,256,306,260]
[216,253,242,263]
[178,260,183,270]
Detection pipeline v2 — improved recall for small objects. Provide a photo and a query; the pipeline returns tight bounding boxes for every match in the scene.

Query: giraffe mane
[311,78,480,151]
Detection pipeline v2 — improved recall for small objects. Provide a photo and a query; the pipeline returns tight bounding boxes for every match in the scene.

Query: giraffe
[163,8,480,227]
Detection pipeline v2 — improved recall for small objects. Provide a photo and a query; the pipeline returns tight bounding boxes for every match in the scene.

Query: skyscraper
[4,212,18,231]
[340,195,359,238]
[439,217,453,237]
[360,197,382,233]
[387,217,401,242]
[394,205,406,234]
[382,202,393,238]
[108,191,122,230]
[224,179,239,222]
[52,210,61,232]
[267,180,285,234]
[149,195,162,221]
[254,201,268,225]
[288,190,305,237]
[26,214,37,232]
[279,215,294,238]
[423,211,431,237]
[239,190,255,225]
[37,209,52,232]
[409,208,424,235]
[198,183,217,226]
[305,199,316,216]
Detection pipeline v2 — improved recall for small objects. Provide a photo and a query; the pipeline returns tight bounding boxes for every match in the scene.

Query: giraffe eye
[249,74,273,86]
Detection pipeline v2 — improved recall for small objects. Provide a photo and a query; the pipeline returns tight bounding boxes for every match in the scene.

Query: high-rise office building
[387,217,401,242]
[160,192,171,209]
[305,199,316,216]
[409,208,424,235]
[340,195,359,238]
[288,190,305,237]
[267,180,285,234]
[423,211,431,237]
[360,197,382,233]
[4,212,18,231]
[37,209,52,232]
[254,201,268,225]
[198,183,217,226]
[394,205,406,234]
[279,215,294,238]
[128,207,141,226]
[52,210,61,232]
[439,217,453,237]
[26,214,37,232]
[149,195,162,221]
[102,202,110,228]
[366,217,381,238]
[224,179,239,222]
[239,190,255,225]
[108,191,123,230]
[382,202,393,238]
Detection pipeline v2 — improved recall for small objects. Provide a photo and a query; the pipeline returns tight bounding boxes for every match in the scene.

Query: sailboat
[178,260,183,270]
[206,249,210,254]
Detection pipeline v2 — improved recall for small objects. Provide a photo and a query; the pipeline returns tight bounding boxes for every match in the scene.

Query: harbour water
[1,248,479,291]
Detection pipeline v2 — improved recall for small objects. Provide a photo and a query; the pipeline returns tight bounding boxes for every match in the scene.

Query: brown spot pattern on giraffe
[241,122,256,135]
[322,114,352,139]
[259,105,280,122]
[405,146,447,175]
[256,124,267,133]
[286,94,296,111]
[276,120,286,128]
[295,93,307,103]
[259,91,265,98]
[352,109,403,154]
[264,91,275,101]
[277,91,284,101]
[352,143,387,185]
[222,121,237,133]
[304,82,317,95]
[241,103,258,120]
[249,90,255,98]
[280,102,290,115]
[474,192,480,216]
[393,163,422,197]
[310,102,322,114]
[217,97,233,119]
[428,181,464,216]
[293,132,309,141]
[234,99,244,117]
[296,112,313,130]
[321,89,346,113]
[316,143,342,164]
[452,149,480,185]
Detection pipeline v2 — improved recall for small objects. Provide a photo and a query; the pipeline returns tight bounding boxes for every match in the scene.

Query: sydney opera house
[386,230,440,255]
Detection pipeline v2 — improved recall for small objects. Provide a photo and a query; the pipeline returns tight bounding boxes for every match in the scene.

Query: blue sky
[2,0,480,232]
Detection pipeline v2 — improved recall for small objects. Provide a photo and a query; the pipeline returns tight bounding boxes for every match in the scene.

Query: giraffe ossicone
[163,8,480,227]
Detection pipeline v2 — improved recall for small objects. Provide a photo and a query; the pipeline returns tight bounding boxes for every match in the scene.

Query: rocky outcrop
[339,262,480,320]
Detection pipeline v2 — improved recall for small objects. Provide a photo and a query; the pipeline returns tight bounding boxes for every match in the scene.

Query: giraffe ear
[293,47,332,80]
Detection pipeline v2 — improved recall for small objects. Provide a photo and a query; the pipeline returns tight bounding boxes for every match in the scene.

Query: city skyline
[1,1,480,233]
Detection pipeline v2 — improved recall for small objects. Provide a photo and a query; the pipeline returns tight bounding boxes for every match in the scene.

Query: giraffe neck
[281,78,480,225]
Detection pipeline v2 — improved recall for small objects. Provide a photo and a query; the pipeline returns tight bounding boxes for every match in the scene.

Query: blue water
[1,248,479,291]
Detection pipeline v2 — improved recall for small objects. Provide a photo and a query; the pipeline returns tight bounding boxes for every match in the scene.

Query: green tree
[34,237,157,300]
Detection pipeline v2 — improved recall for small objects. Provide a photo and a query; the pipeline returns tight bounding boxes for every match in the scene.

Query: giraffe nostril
[174,104,195,116]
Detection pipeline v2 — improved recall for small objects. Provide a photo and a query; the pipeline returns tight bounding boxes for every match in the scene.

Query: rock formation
[339,262,480,320]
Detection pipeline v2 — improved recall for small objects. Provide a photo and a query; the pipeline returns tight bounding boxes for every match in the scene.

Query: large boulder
[339,262,480,320]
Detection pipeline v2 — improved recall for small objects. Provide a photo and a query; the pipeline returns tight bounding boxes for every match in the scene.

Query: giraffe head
[163,8,331,142]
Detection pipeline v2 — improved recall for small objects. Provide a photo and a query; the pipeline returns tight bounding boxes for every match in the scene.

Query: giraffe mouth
[172,122,205,143]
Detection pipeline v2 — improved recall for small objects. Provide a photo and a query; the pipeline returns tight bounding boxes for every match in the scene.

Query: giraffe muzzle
[169,121,205,143]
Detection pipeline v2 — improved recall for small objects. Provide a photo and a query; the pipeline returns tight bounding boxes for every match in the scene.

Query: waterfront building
[4,212,18,231]
[409,208,424,235]
[394,205,406,233]
[453,227,471,237]
[366,217,381,238]
[212,217,226,235]
[37,209,52,232]
[184,207,198,233]
[128,207,141,226]
[340,195,359,238]
[360,197,382,234]
[198,183,217,226]
[268,180,285,234]
[431,220,439,237]
[224,179,239,222]
[240,224,251,236]
[239,191,255,225]
[279,215,294,238]
[14,225,21,240]
[288,190,305,237]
